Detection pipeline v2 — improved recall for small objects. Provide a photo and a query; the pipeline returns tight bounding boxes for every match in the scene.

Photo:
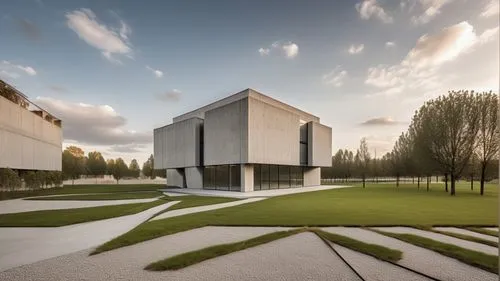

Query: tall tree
[357,138,371,188]
[87,151,107,181]
[411,91,480,195]
[106,159,115,176]
[475,92,499,195]
[129,159,141,178]
[113,158,129,184]
[142,154,154,179]
[61,146,85,184]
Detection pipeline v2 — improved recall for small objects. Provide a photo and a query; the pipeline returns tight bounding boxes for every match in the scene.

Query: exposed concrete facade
[0,80,62,171]
[154,89,331,192]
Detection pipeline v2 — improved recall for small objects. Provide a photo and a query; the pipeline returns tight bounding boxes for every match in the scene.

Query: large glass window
[279,165,290,188]
[290,166,303,187]
[230,165,240,191]
[203,166,215,189]
[253,164,261,191]
[261,164,270,190]
[215,165,229,190]
[270,165,279,189]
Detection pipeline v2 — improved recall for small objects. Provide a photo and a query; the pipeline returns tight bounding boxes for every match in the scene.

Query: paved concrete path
[484,227,499,232]
[162,192,189,197]
[434,227,499,242]
[0,229,362,281]
[330,243,432,281]
[373,226,498,255]
[323,227,497,281]
[150,197,266,221]
[0,201,177,272]
[160,185,350,198]
[0,197,159,214]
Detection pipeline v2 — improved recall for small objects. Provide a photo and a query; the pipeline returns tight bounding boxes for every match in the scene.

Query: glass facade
[203,165,240,191]
[253,164,304,190]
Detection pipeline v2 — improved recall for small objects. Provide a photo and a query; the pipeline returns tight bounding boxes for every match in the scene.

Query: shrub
[52,171,63,187]
[0,168,21,191]
[36,171,46,189]
[24,172,40,190]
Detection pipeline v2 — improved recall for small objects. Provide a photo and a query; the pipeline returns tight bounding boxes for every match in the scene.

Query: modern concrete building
[0,79,62,172]
[154,89,331,192]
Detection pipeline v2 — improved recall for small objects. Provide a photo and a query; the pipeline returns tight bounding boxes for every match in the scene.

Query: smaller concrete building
[154,89,332,192]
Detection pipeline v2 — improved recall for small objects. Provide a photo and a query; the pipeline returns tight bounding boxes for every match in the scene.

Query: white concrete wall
[308,122,332,167]
[204,98,248,165]
[240,164,254,192]
[167,169,185,188]
[304,167,321,186]
[0,95,62,171]
[154,117,203,169]
[185,167,203,189]
[247,96,300,165]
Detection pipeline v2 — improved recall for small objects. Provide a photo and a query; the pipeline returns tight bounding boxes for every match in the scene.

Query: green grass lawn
[93,182,498,254]
[0,184,164,201]
[164,195,239,211]
[0,198,169,227]
[25,191,162,201]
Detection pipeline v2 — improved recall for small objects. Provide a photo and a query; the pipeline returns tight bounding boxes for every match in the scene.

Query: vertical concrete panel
[308,122,332,167]
[240,164,254,192]
[167,169,185,188]
[164,117,202,168]
[185,167,203,189]
[247,97,300,165]
[204,99,247,165]
[304,167,321,186]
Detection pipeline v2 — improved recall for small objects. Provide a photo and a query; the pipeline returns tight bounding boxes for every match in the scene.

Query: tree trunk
[436,175,438,183]
[444,173,448,192]
[470,173,473,190]
[426,176,429,191]
[362,175,365,188]
[412,176,414,184]
[480,165,486,196]
[396,174,400,187]
[450,174,456,196]
[72,178,74,185]
[417,177,420,189]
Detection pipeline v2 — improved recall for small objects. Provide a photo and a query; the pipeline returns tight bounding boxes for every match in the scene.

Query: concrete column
[167,169,185,188]
[304,167,320,186]
[185,167,203,189]
[240,164,254,192]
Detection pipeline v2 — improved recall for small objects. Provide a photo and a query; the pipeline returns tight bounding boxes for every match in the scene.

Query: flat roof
[173,88,319,123]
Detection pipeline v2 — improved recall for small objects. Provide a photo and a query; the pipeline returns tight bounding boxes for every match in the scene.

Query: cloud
[35,97,151,146]
[322,66,348,87]
[258,41,299,59]
[355,0,393,23]
[1,60,37,78]
[360,117,405,126]
[66,8,132,63]
[109,144,145,153]
[17,19,41,41]
[348,44,365,54]
[157,89,182,102]
[146,66,163,78]
[258,47,270,56]
[410,0,453,25]
[48,85,68,93]
[385,41,396,48]
[479,26,499,44]
[480,0,499,18]
[282,42,299,58]
[365,21,487,96]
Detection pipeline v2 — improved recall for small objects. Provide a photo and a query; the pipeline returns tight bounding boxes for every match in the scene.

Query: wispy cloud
[146,66,164,78]
[480,0,499,18]
[385,41,395,48]
[258,41,299,59]
[66,8,132,64]
[348,44,364,54]
[322,66,348,87]
[282,42,299,58]
[156,89,182,102]
[0,60,37,78]
[355,0,393,23]
[258,47,270,56]
[360,117,405,126]
[409,0,454,25]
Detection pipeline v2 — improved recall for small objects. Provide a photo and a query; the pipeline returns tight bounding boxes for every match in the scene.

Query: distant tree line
[62,146,166,184]
[322,90,499,196]
[0,168,63,191]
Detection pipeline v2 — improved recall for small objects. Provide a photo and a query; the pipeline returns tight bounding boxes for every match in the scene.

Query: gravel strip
[0,226,318,280]
[0,197,159,214]
[330,242,432,281]
[323,227,497,281]
[150,197,266,221]
[373,227,497,255]
[433,227,499,243]
[0,201,177,272]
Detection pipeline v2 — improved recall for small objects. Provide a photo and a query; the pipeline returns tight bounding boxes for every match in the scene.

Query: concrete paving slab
[0,197,159,214]
[330,243,432,281]
[373,226,498,255]
[0,201,178,271]
[150,197,266,221]
[0,230,360,281]
[433,227,499,243]
[160,184,350,198]
[323,227,497,281]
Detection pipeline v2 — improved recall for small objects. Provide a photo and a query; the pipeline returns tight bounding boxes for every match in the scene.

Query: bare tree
[357,138,371,188]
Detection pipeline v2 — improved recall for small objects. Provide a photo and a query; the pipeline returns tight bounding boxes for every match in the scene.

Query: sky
[1,0,499,166]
